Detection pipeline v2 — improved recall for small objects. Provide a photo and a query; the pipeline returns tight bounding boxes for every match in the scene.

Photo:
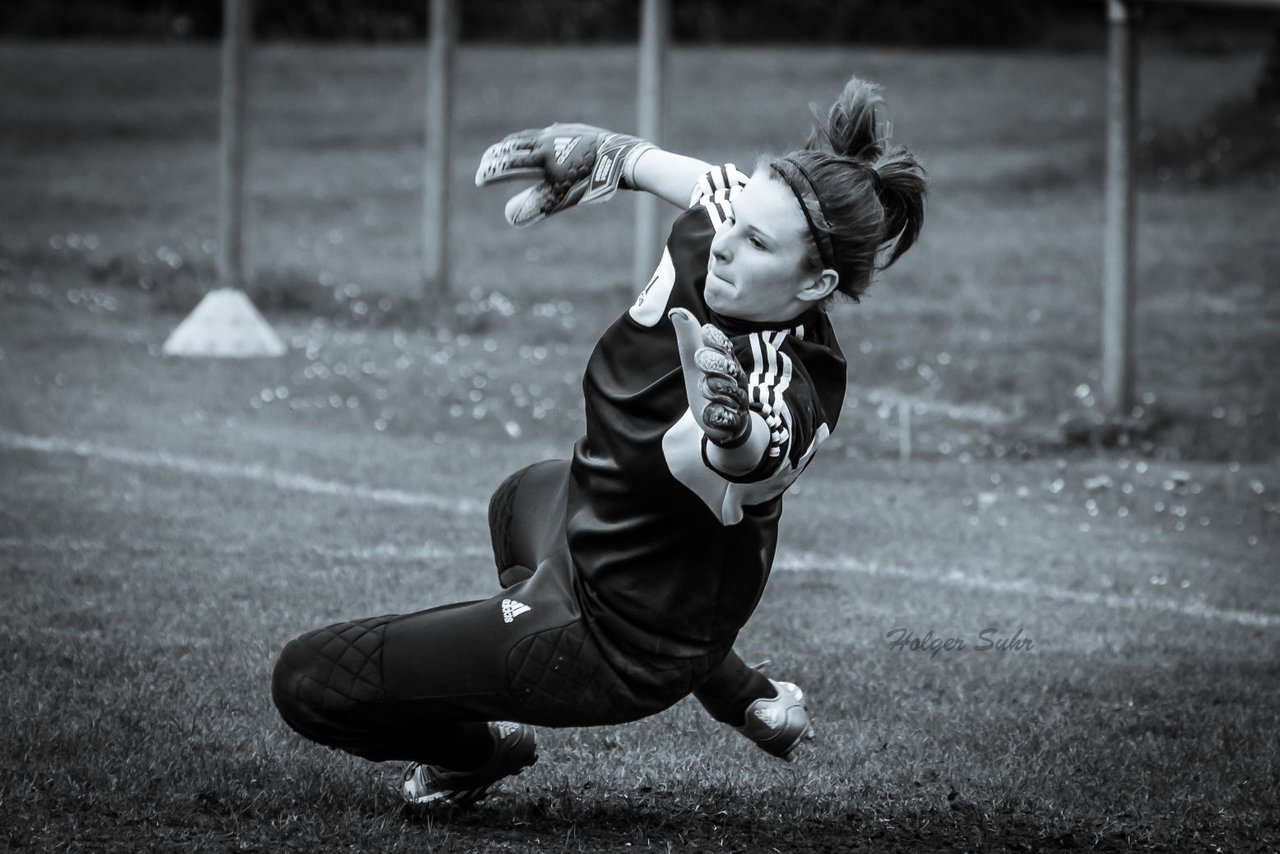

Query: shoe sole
[775,723,817,762]
[404,754,538,808]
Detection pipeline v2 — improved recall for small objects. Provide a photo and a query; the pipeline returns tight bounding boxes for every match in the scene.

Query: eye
[749,235,767,250]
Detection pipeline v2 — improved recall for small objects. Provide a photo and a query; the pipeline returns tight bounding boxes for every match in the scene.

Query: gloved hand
[669,308,753,448]
[475,123,655,226]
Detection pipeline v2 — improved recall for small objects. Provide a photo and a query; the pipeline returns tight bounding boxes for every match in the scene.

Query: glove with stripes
[475,123,655,227]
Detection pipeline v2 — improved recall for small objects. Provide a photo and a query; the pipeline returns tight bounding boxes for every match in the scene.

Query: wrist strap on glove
[583,134,655,202]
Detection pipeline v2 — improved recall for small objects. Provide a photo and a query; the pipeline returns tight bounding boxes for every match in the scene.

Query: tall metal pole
[633,0,669,290]
[1102,0,1138,414]
[218,0,250,290]
[423,0,456,315]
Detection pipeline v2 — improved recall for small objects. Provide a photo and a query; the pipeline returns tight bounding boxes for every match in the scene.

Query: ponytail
[767,76,928,302]
[806,77,886,161]
[870,148,927,270]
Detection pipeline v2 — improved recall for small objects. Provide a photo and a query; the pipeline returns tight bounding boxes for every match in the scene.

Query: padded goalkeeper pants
[271,460,773,769]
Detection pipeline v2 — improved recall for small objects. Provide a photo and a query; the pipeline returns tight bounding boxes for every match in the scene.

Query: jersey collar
[707,306,820,339]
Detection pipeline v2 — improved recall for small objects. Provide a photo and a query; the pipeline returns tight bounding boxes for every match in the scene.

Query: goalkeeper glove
[475,123,655,227]
[669,308,753,449]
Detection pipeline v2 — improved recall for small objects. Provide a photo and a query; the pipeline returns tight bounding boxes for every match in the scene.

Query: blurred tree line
[3,0,1277,52]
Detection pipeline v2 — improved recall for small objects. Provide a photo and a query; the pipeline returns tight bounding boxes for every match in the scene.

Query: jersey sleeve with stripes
[729,325,829,477]
[688,163,750,230]
[738,327,804,472]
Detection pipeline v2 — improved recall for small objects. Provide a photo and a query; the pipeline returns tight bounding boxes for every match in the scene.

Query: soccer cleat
[401,721,537,807]
[735,679,816,761]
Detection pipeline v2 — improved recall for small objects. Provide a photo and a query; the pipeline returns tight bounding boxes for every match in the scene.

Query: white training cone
[162,288,286,358]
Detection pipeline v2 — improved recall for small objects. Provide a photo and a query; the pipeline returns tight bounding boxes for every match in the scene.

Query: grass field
[1,43,1278,852]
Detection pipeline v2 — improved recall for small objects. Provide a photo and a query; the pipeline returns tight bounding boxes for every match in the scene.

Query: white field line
[6,534,1278,630]
[0,536,490,563]
[773,551,1280,629]
[0,429,486,514]
[3,430,1277,629]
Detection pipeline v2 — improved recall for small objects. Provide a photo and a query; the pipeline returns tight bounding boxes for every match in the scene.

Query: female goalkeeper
[272,76,926,807]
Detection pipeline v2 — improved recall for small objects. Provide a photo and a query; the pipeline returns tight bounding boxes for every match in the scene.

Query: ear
[796,268,839,303]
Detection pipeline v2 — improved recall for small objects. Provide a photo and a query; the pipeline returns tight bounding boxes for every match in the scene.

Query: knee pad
[271,616,395,737]
[271,637,318,730]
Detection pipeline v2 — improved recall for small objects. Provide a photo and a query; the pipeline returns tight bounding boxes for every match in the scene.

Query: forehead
[737,171,807,239]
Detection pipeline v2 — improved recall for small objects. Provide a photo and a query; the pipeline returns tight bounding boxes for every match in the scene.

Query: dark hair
[765,77,927,303]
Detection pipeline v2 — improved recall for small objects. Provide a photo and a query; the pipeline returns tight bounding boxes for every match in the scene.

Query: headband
[770,157,839,274]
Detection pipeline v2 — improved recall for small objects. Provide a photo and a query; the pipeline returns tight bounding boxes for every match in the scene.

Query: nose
[710,231,730,264]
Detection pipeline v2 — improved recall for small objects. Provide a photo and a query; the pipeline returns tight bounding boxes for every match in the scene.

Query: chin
[704,276,730,311]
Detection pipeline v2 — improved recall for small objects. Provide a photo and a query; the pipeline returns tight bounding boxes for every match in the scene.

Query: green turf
[1,310,1277,850]
[2,43,1278,852]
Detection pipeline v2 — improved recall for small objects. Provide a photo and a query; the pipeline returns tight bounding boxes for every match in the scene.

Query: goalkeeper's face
[704,173,831,324]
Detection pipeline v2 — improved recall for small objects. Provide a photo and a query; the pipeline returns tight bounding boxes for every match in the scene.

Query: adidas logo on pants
[501,598,531,623]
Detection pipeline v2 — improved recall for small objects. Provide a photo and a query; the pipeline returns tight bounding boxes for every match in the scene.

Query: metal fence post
[423,0,456,318]
[634,0,669,290]
[1102,0,1139,414]
[218,0,250,290]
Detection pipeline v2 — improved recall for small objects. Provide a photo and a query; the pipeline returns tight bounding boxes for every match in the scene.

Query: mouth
[707,264,732,287]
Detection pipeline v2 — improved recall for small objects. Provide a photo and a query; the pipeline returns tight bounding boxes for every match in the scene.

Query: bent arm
[704,411,770,475]
[630,149,714,209]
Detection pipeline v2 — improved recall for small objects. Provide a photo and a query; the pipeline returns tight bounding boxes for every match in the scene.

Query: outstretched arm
[629,148,713,209]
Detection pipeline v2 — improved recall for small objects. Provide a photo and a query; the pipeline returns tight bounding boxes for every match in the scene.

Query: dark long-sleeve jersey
[567,165,847,658]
